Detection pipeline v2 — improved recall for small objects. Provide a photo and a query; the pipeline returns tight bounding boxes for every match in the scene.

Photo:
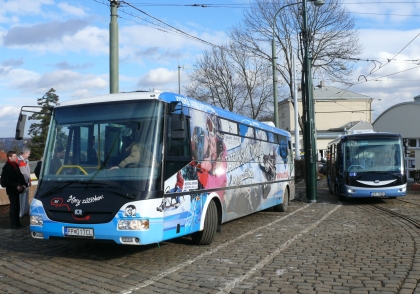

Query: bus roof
[327,132,402,146]
[58,91,291,137]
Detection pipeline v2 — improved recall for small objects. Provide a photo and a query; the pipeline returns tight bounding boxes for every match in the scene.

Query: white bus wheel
[191,200,218,245]
[274,188,289,212]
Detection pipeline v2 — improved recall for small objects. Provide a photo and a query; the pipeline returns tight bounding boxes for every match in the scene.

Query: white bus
[16,92,295,245]
[326,131,407,200]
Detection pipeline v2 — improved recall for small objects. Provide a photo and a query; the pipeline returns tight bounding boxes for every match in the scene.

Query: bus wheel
[335,184,345,201]
[274,189,288,212]
[191,200,218,245]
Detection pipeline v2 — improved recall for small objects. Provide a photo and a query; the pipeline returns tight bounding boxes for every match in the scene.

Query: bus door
[161,110,194,239]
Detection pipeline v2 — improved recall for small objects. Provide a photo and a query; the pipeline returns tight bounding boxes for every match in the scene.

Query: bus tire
[274,188,288,212]
[335,184,346,201]
[191,200,218,245]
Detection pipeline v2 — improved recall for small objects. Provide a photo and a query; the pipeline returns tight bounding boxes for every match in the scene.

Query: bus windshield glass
[41,100,164,191]
[344,137,403,173]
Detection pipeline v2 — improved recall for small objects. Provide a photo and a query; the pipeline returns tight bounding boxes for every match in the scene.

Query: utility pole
[178,65,181,94]
[110,0,120,94]
[292,53,301,160]
[302,0,318,202]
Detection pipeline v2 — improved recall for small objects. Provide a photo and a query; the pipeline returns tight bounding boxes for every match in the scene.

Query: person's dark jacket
[1,160,28,195]
[50,156,62,175]
[34,160,42,179]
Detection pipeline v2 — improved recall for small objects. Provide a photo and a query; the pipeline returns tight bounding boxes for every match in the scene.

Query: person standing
[17,148,31,218]
[0,151,28,229]
[34,157,42,179]
[17,148,31,187]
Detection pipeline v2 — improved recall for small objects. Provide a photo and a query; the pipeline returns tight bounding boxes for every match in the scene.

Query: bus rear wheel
[191,200,218,245]
[274,188,288,212]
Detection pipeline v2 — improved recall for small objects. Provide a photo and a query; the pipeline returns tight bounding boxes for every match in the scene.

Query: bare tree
[229,0,363,121]
[185,42,275,120]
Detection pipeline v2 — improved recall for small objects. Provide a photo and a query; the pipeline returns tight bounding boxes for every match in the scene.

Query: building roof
[292,83,372,101]
[373,100,420,124]
[314,121,373,140]
[328,120,373,132]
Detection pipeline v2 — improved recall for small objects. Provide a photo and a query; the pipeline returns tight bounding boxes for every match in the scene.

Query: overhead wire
[120,0,220,48]
[333,29,420,97]
[95,0,420,95]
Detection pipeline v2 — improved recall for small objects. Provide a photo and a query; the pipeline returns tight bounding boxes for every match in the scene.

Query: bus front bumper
[344,184,407,198]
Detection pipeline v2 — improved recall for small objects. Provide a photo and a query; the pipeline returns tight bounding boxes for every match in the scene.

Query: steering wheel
[347,165,365,171]
[125,162,149,168]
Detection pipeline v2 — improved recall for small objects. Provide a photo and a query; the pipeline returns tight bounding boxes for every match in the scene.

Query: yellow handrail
[56,165,88,175]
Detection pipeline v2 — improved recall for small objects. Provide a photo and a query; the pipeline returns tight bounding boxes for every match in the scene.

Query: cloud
[3,19,89,46]
[328,26,420,120]
[0,0,54,23]
[49,61,93,70]
[137,68,178,89]
[0,66,107,97]
[57,2,88,17]
[0,105,20,118]
[345,2,420,25]
[1,23,108,54]
[1,57,24,66]
[119,24,227,63]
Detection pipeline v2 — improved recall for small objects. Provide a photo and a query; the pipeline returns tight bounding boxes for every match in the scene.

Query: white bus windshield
[41,100,164,190]
[344,138,403,173]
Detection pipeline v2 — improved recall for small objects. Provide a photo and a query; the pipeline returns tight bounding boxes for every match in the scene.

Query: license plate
[371,192,385,197]
[64,227,94,237]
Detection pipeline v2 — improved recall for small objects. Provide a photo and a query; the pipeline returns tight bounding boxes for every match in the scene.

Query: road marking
[217,204,342,294]
[120,204,313,294]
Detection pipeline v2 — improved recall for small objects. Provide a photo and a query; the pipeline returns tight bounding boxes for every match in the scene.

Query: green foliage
[28,88,60,160]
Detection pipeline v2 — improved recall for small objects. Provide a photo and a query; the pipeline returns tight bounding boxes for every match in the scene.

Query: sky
[0,0,419,138]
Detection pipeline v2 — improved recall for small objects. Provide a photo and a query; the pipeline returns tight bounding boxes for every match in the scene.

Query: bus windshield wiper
[355,171,402,180]
[375,171,403,178]
[41,181,79,198]
[102,186,136,200]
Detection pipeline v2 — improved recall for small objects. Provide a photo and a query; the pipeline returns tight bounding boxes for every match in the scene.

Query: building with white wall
[373,95,420,179]
[278,81,373,158]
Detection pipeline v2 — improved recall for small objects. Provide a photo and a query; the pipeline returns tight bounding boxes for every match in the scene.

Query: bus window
[165,114,191,180]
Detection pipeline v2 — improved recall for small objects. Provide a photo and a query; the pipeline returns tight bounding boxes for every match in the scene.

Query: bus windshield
[344,137,403,173]
[41,100,164,191]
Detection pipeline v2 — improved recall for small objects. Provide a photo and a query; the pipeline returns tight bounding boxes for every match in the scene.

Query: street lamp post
[271,0,324,202]
[272,2,302,128]
[302,0,324,202]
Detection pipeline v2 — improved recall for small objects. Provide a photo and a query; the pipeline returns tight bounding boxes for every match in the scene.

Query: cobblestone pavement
[1,180,420,294]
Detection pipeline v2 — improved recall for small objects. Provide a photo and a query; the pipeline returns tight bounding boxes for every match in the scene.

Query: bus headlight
[118,219,149,230]
[30,215,44,226]
[347,189,355,194]
[399,187,406,192]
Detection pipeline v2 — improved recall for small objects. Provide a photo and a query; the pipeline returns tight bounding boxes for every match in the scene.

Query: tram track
[367,203,420,229]
[396,198,420,207]
[360,203,420,293]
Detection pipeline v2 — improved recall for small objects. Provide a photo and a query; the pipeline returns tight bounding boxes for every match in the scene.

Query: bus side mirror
[169,101,180,113]
[171,114,185,140]
[15,114,27,140]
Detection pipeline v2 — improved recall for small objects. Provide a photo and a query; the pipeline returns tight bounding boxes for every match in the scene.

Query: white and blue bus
[326,131,407,200]
[16,92,294,245]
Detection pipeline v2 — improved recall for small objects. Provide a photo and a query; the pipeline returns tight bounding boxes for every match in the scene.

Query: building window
[408,139,418,147]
